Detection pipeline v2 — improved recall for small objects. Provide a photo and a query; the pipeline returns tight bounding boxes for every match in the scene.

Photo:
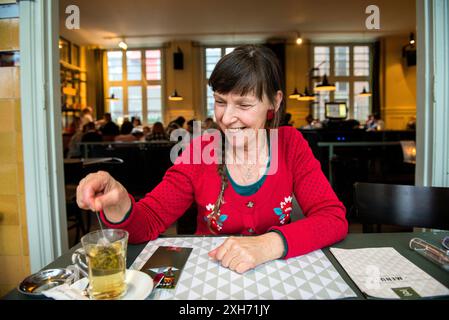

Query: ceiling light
[118,40,128,50]
[288,87,300,99]
[409,32,415,45]
[105,93,119,101]
[297,87,316,101]
[168,89,184,101]
[358,87,372,97]
[314,74,336,92]
[296,32,303,45]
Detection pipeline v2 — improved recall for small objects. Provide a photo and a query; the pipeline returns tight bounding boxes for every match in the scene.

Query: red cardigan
[101,126,348,259]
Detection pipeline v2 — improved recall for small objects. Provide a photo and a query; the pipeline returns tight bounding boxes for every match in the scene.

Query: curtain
[372,41,381,117]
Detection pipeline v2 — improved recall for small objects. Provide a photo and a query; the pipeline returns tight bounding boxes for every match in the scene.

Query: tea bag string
[95,211,109,244]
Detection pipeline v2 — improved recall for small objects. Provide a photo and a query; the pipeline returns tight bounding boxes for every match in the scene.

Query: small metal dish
[18,268,75,296]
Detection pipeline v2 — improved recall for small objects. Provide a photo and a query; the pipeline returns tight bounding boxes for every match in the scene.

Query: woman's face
[214,90,282,149]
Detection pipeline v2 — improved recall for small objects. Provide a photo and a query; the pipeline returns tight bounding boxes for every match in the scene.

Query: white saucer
[71,269,153,300]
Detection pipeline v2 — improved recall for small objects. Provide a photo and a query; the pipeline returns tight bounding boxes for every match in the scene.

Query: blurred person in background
[146,122,169,141]
[115,120,137,142]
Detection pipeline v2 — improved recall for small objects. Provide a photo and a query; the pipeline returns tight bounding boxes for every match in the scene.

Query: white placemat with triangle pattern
[130,236,357,300]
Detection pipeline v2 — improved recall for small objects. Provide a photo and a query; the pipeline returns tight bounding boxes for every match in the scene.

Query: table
[3,232,449,300]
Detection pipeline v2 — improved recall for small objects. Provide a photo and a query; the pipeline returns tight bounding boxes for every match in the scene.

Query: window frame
[311,43,374,121]
[104,47,165,125]
[203,46,236,118]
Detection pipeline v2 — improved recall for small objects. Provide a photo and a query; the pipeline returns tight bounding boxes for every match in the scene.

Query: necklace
[241,162,257,181]
[227,133,269,184]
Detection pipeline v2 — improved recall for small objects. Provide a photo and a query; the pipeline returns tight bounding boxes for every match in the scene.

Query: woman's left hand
[208,232,285,274]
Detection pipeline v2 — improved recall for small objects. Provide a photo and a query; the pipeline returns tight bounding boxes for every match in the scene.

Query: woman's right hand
[76,171,131,223]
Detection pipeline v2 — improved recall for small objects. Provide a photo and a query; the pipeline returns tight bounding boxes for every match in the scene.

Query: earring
[267,110,275,120]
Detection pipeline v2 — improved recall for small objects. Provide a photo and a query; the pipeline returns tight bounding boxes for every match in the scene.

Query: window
[354,81,370,121]
[146,50,161,81]
[59,38,70,63]
[126,51,141,81]
[204,47,235,117]
[105,49,163,124]
[335,81,350,103]
[107,51,123,81]
[334,46,349,76]
[109,87,123,121]
[71,44,80,67]
[353,46,370,76]
[313,46,330,76]
[147,85,162,123]
[128,86,142,119]
[312,44,372,122]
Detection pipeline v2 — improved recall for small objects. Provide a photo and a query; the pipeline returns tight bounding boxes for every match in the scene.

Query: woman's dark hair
[281,112,292,126]
[120,120,133,135]
[208,44,285,128]
[206,44,285,233]
[152,122,165,134]
[173,116,186,127]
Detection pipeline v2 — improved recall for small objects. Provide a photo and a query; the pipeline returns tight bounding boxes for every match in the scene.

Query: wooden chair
[352,182,449,232]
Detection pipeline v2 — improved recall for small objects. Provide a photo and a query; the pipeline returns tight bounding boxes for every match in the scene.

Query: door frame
[19,0,68,272]
[415,0,449,188]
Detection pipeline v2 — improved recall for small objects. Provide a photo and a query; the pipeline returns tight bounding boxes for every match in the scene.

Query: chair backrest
[64,159,84,185]
[353,182,449,230]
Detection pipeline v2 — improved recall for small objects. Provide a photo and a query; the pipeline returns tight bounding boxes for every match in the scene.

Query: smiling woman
[209,45,285,130]
[76,44,348,274]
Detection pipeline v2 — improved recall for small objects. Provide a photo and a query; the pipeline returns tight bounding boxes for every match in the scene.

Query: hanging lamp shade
[297,87,316,101]
[314,74,336,92]
[358,87,372,97]
[168,89,184,101]
[288,87,300,99]
[105,93,119,101]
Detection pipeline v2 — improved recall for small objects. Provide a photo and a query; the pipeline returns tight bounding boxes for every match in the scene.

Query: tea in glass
[80,229,128,300]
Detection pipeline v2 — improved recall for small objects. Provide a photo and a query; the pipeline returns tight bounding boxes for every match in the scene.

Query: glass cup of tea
[73,229,129,300]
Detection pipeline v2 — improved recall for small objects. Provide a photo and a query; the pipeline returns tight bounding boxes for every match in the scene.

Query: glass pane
[108,87,123,121]
[145,50,161,80]
[206,48,222,78]
[313,46,330,76]
[206,85,215,117]
[71,45,80,67]
[334,46,349,76]
[59,38,70,63]
[353,46,370,76]
[147,85,162,123]
[128,86,142,120]
[311,103,320,121]
[225,47,235,55]
[334,81,349,104]
[313,80,330,121]
[354,81,370,122]
[126,51,141,81]
[107,51,123,81]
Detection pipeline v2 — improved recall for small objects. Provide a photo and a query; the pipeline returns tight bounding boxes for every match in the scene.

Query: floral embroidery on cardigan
[203,203,228,233]
[273,196,292,225]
